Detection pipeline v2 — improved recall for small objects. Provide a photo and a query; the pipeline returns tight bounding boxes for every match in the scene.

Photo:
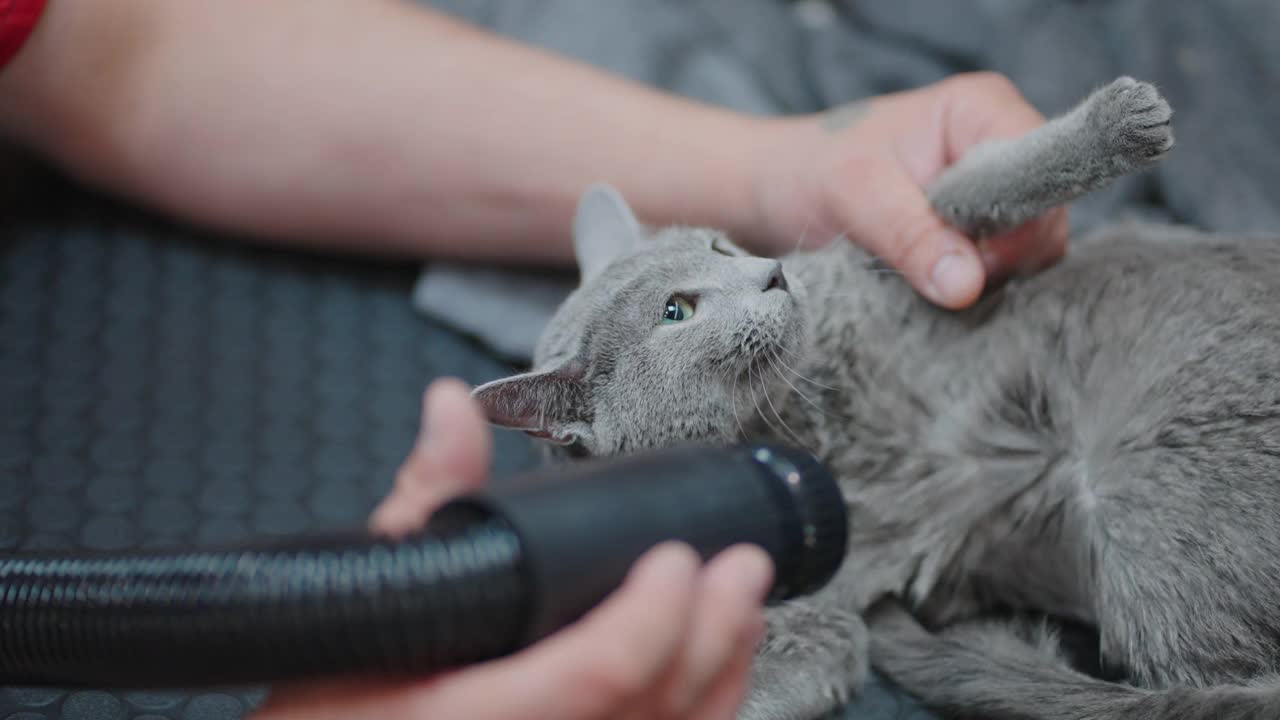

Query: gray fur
[473,77,1280,719]
[929,76,1174,238]
[866,600,1280,720]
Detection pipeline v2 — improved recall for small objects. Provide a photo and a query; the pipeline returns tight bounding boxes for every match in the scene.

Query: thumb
[371,378,492,536]
[411,377,492,490]
[832,149,985,308]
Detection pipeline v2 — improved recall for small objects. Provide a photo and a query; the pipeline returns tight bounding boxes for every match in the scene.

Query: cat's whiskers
[754,361,806,447]
[757,362,791,435]
[773,343,844,391]
[768,349,834,417]
[746,363,784,440]
[778,222,906,279]
[775,337,808,359]
[807,281,910,307]
[728,364,747,441]
[809,228,853,249]
[790,209,819,255]
[823,263,908,280]
[778,222,861,259]
[776,341,815,366]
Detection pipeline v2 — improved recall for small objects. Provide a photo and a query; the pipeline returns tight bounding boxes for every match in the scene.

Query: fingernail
[737,547,775,603]
[419,382,454,449]
[631,542,700,585]
[928,249,981,306]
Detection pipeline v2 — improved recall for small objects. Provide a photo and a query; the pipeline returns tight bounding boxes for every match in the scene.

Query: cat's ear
[573,183,644,283]
[471,360,593,445]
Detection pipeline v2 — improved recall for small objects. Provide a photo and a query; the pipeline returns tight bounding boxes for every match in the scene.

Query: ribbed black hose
[0,505,528,687]
[0,444,847,689]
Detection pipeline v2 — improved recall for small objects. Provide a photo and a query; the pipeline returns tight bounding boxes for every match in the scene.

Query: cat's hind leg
[927,77,1174,238]
[868,600,1280,720]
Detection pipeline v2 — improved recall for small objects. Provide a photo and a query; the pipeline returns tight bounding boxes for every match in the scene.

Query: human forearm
[0,0,767,262]
[0,1,1072,306]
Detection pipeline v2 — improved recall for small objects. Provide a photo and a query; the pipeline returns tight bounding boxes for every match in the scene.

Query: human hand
[752,72,1070,308]
[251,378,773,720]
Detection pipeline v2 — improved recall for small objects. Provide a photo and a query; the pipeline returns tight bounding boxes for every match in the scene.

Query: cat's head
[472,184,809,457]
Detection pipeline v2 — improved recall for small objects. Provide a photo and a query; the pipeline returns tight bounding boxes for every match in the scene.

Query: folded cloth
[413,263,577,365]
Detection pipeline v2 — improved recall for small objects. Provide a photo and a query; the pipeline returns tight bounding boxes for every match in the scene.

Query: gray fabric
[412,262,578,362]
[413,0,1280,361]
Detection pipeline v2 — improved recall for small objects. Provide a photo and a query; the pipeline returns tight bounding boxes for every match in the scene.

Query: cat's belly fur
[778,228,1280,658]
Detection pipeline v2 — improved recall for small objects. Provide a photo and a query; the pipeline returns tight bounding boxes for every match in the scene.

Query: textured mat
[0,184,539,719]
[0,180,933,719]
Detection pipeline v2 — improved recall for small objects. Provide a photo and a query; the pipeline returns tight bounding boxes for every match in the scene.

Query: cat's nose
[763,261,788,293]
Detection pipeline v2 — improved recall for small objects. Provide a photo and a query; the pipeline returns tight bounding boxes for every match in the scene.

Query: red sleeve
[0,0,48,71]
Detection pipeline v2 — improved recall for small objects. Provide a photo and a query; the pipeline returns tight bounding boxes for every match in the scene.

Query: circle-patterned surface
[0,192,537,719]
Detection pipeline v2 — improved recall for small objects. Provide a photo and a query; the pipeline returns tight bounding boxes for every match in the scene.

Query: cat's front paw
[1082,76,1175,168]
[736,603,869,720]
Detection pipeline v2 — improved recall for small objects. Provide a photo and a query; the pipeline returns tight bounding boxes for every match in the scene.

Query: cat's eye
[662,295,696,324]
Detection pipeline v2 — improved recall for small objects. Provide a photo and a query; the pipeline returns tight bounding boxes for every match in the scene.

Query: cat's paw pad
[1082,76,1175,166]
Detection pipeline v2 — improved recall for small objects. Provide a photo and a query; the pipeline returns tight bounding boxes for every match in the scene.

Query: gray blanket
[414,0,1280,361]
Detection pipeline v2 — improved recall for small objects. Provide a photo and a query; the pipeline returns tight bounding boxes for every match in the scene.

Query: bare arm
[0,0,1072,307]
[0,0,764,264]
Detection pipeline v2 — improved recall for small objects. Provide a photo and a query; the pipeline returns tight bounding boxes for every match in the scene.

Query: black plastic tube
[0,444,847,688]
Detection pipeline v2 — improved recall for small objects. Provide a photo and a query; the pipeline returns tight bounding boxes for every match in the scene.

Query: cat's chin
[741,290,806,350]
[734,320,807,384]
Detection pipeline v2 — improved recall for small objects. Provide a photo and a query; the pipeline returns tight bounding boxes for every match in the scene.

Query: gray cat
[471,77,1280,720]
